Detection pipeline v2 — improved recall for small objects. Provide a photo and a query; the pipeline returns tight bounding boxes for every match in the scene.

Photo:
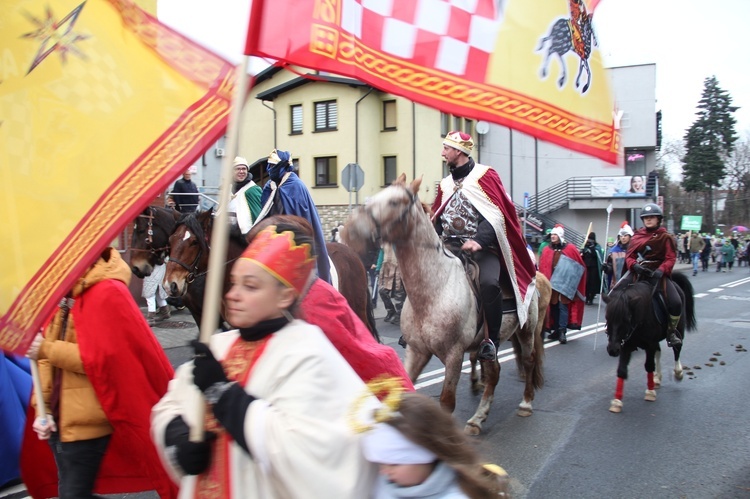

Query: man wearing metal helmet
[625,203,682,347]
[432,131,537,360]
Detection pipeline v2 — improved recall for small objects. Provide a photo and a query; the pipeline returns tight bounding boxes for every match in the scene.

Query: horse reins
[167,216,240,283]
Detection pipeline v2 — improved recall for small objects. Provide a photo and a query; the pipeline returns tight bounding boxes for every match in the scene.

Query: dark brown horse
[603,272,696,413]
[130,206,181,278]
[344,175,551,435]
[130,206,225,328]
[164,210,379,340]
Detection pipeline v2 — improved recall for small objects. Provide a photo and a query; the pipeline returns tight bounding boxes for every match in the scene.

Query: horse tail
[672,272,697,331]
[510,318,545,390]
[530,317,545,390]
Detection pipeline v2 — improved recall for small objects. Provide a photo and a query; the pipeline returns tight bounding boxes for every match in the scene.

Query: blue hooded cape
[0,353,31,487]
[261,153,331,283]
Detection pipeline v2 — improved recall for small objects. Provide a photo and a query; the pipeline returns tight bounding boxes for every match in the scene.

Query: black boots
[558,328,567,344]
[667,314,682,347]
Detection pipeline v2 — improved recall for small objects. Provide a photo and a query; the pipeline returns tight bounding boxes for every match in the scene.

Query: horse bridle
[368,185,418,240]
[132,207,170,264]
[167,222,208,284]
[167,215,240,284]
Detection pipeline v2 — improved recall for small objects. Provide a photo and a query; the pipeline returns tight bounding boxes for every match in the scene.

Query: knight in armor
[625,203,682,347]
[228,156,263,234]
[538,224,586,344]
[432,131,537,361]
[603,221,633,289]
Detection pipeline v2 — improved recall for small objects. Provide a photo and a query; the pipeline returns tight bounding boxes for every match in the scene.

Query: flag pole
[29,359,46,425]
[190,56,251,441]
[594,203,613,351]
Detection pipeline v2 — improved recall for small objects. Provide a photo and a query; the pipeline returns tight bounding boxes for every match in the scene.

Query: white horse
[344,175,551,434]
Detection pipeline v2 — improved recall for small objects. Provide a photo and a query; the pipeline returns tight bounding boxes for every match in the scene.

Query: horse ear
[410,175,423,194]
[396,173,407,185]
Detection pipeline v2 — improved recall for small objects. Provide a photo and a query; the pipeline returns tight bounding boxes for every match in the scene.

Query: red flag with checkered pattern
[245,0,618,163]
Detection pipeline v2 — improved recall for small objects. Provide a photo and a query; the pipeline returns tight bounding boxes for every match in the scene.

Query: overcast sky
[159,0,750,147]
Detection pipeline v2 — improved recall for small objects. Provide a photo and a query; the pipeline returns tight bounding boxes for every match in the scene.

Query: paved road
[4,262,749,498]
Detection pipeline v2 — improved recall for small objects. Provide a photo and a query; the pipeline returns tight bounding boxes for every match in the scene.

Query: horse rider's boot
[558,328,567,344]
[155,305,171,322]
[477,291,502,361]
[666,314,682,347]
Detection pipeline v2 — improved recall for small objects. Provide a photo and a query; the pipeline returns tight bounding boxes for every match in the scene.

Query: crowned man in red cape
[23,248,177,498]
[432,131,537,361]
[538,224,586,343]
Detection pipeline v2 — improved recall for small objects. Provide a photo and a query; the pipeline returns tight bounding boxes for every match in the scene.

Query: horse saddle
[443,240,517,334]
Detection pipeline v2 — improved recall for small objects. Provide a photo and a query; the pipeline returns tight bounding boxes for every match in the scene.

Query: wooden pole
[29,359,46,424]
[189,56,251,441]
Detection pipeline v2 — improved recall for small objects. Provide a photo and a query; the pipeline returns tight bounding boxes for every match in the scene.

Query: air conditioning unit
[215,147,225,158]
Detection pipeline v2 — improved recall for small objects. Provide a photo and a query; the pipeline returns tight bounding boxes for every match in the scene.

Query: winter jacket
[35,250,133,442]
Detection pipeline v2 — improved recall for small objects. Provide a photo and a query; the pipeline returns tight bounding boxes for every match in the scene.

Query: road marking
[723,276,750,287]
[694,293,709,298]
[708,288,724,293]
[414,323,605,389]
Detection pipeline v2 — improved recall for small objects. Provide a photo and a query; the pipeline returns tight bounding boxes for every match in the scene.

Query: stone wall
[317,204,356,239]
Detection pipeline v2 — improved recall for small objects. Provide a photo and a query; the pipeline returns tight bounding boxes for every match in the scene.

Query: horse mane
[179,210,211,252]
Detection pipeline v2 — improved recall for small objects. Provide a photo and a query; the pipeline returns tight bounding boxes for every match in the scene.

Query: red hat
[240,226,316,294]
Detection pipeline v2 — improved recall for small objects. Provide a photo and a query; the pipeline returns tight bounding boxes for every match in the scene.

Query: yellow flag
[0,0,234,353]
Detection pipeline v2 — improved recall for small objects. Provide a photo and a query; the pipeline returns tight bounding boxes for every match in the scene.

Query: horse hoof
[674,371,684,381]
[654,376,662,389]
[464,422,482,436]
[644,390,657,402]
[517,407,533,417]
[609,399,623,413]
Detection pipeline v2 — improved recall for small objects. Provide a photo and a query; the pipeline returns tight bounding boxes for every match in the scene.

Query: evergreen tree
[681,76,738,230]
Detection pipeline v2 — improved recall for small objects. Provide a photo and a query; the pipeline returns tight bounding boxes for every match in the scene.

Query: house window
[383,156,397,185]
[315,156,337,186]
[383,100,397,130]
[453,115,461,132]
[292,158,299,173]
[464,118,473,136]
[290,105,302,134]
[314,100,337,131]
[440,113,450,136]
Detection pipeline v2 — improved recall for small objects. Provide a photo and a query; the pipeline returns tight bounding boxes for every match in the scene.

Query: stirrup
[477,339,497,361]
[667,331,682,347]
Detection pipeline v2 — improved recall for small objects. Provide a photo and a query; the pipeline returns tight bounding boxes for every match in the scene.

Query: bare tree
[722,133,750,225]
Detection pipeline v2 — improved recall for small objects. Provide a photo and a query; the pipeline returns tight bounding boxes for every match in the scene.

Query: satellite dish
[475,121,490,135]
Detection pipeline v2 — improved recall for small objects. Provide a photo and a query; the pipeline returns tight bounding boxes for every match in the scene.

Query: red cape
[301,279,414,391]
[539,243,586,330]
[21,280,177,498]
[432,166,536,324]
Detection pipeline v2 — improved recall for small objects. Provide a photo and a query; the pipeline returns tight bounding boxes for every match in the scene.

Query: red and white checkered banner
[246,0,619,164]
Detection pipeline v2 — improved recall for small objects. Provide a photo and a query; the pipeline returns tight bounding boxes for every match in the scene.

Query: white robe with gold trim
[151,320,377,498]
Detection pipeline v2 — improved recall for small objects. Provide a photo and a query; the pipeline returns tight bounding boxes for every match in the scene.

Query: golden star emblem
[21,2,89,75]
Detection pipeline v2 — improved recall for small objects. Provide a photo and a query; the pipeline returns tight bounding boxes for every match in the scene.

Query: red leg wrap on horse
[647,372,655,391]
[615,377,625,400]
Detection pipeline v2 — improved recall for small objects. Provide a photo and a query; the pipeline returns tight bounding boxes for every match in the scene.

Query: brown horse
[164,210,379,340]
[344,175,551,435]
[130,206,182,278]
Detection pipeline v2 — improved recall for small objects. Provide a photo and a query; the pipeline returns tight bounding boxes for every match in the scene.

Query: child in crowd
[357,383,509,498]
